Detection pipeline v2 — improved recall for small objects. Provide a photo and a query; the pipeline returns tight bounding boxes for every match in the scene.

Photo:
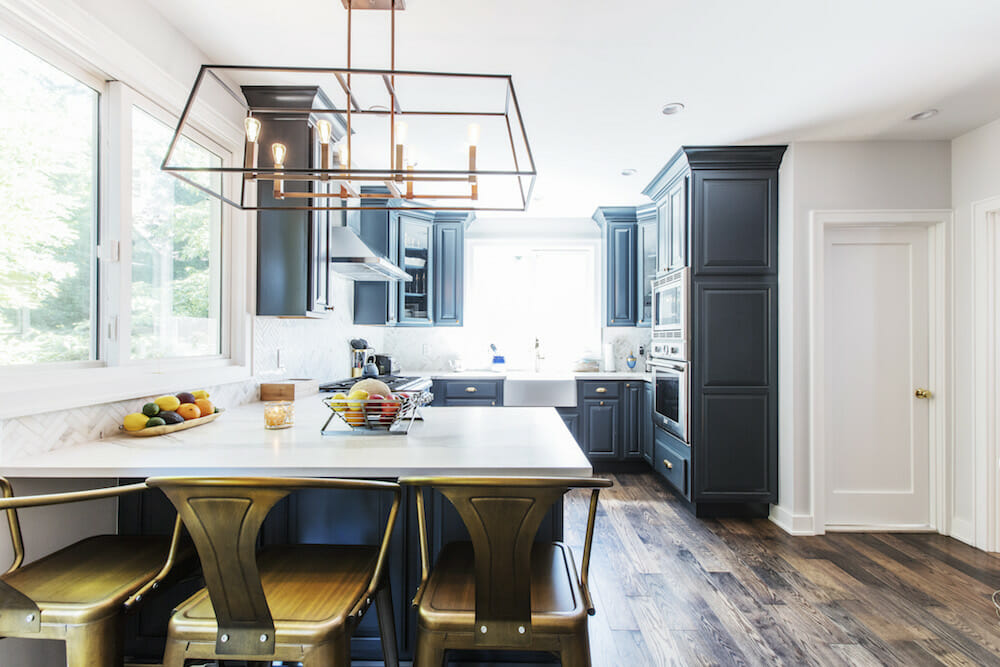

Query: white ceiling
[146,0,1000,217]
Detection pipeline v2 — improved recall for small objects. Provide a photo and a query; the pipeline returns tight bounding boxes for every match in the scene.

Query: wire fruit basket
[321,391,432,435]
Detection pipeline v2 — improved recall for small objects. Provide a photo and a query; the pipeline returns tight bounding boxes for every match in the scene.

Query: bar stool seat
[418,541,587,635]
[2,534,186,627]
[168,544,377,642]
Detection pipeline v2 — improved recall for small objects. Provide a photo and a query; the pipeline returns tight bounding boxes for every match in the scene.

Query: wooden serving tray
[121,409,224,437]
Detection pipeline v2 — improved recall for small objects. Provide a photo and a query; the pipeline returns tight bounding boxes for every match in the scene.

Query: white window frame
[0,24,252,419]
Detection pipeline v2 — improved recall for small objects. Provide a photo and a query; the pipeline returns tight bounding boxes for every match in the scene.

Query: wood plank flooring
[564,472,1000,666]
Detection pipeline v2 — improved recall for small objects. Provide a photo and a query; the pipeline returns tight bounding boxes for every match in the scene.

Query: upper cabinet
[250,86,341,318]
[594,207,637,327]
[353,202,470,327]
[397,212,434,326]
[636,205,657,327]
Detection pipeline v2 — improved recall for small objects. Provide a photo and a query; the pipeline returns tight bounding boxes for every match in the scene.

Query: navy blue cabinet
[557,407,580,444]
[636,205,657,326]
[397,213,434,326]
[582,398,619,459]
[622,382,643,459]
[569,380,651,463]
[353,199,399,326]
[643,145,784,511]
[594,208,638,326]
[432,218,464,326]
[642,382,654,464]
[431,379,503,406]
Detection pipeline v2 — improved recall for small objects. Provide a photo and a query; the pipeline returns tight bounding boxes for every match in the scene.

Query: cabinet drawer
[443,380,500,399]
[445,398,499,407]
[580,381,620,399]
[654,428,690,499]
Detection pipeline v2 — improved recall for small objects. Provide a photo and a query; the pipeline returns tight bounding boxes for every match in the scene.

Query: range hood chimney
[329,226,411,282]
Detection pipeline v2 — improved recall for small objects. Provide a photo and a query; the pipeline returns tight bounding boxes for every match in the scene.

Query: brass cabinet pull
[466,387,478,393]
[491,401,495,406]
[595,387,607,393]
[599,401,604,406]
[664,459,673,470]
[915,388,932,399]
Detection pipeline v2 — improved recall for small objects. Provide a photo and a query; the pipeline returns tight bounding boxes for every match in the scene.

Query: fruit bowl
[321,391,432,435]
[120,409,224,437]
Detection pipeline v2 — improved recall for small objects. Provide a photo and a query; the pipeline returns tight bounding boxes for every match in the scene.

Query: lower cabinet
[559,380,651,464]
[430,379,503,407]
[654,426,691,501]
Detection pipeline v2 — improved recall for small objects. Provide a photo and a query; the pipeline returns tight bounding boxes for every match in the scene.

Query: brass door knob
[914,388,932,399]
[664,459,673,470]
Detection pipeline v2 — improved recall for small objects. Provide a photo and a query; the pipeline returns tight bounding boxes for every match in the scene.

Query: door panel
[824,225,931,528]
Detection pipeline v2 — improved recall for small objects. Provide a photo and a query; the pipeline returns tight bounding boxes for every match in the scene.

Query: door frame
[809,209,953,533]
[972,196,1000,552]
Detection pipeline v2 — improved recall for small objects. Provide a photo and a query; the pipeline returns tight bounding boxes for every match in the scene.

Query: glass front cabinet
[397,212,434,325]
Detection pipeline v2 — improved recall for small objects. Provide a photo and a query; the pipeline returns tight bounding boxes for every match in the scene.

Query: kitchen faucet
[534,337,544,372]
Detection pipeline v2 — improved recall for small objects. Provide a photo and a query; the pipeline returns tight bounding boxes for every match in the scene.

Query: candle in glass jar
[264,401,294,429]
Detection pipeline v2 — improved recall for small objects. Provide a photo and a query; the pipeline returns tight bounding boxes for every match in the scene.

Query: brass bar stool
[147,476,401,667]
[400,476,613,667]
[0,478,190,667]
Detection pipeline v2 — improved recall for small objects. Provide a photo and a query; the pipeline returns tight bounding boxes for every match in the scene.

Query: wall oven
[651,267,689,355]
[651,358,689,444]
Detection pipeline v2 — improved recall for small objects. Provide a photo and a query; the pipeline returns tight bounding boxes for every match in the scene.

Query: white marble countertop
[415,369,652,381]
[0,400,593,479]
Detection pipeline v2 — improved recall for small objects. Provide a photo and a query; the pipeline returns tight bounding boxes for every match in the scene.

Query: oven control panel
[651,340,686,361]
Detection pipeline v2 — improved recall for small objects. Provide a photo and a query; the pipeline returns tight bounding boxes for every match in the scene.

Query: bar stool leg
[65,616,123,667]
[160,636,186,667]
[414,631,446,667]
[375,581,400,667]
[559,628,592,667]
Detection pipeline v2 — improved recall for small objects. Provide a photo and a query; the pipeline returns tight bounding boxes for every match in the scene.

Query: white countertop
[417,370,652,381]
[0,400,592,479]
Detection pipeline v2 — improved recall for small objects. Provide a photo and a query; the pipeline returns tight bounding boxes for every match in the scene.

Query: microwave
[651,267,689,353]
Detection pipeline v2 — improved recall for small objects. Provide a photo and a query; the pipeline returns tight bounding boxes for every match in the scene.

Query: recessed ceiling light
[909,108,939,121]
[661,102,685,116]
[621,168,637,176]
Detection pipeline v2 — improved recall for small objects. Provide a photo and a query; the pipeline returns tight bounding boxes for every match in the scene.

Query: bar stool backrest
[400,476,612,649]
[147,476,400,657]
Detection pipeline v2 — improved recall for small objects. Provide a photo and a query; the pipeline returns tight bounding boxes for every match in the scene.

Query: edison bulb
[244,117,261,143]
[271,142,287,166]
[395,121,408,145]
[316,119,332,145]
[406,145,418,167]
[467,123,481,147]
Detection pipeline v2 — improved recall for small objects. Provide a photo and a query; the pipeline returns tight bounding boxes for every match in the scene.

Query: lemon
[192,390,210,400]
[154,395,181,412]
[331,392,349,413]
[123,413,149,431]
[347,389,369,411]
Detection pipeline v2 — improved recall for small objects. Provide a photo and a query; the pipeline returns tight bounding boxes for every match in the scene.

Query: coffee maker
[350,339,376,378]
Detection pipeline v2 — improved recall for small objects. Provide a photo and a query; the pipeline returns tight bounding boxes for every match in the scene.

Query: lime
[142,402,160,417]
[145,417,166,427]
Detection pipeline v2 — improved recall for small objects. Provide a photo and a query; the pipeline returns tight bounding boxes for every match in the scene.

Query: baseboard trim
[824,523,936,532]
[769,504,816,535]
[948,516,976,548]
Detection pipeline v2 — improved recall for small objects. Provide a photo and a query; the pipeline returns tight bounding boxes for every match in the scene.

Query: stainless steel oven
[650,358,689,444]
[651,267,689,356]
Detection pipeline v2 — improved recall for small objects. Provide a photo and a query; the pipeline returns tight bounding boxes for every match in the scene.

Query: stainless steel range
[319,375,431,394]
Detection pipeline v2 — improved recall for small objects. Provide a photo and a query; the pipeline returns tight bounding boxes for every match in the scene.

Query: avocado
[159,411,184,425]
[145,417,166,427]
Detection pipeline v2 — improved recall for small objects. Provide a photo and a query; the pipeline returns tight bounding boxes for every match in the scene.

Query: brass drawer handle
[664,459,673,470]
[466,387,478,393]
[595,387,607,393]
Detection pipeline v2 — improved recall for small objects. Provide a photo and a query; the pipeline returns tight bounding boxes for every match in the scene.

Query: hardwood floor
[564,472,1000,666]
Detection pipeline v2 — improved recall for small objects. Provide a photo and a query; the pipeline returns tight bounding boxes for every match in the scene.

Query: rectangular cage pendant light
[160,1,536,212]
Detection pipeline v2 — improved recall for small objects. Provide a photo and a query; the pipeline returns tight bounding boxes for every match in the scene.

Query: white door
[824,225,932,529]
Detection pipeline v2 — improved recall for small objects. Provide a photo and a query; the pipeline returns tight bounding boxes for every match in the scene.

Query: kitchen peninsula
[0,400,591,661]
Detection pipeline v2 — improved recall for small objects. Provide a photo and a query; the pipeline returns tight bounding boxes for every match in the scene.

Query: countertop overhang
[0,401,593,479]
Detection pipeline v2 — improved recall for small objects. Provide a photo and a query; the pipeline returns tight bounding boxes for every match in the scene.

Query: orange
[195,398,215,416]
[177,403,202,421]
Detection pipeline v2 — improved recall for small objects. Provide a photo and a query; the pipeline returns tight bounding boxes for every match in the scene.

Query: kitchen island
[0,401,591,663]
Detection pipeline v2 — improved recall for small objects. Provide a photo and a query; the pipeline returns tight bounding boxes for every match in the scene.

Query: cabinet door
[557,408,580,445]
[433,222,463,326]
[398,215,433,325]
[642,382,654,464]
[583,398,619,459]
[666,175,687,271]
[636,220,657,326]
[657,200,669,274]
[623,383,642,458]
[691,169,777,276]
[606,222,636,326]
[308,205,331,315]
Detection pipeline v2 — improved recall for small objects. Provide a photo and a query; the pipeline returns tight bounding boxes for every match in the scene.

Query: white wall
[950,117,1000,546]
[773,141,952,534]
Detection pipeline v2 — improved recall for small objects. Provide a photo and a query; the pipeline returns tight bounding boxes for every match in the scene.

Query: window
[0,35,98,365]
[130,107,223,359]
[465,242,600,370]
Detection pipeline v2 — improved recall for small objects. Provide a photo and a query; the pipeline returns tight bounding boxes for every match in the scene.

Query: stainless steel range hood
[329,226,411,282]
